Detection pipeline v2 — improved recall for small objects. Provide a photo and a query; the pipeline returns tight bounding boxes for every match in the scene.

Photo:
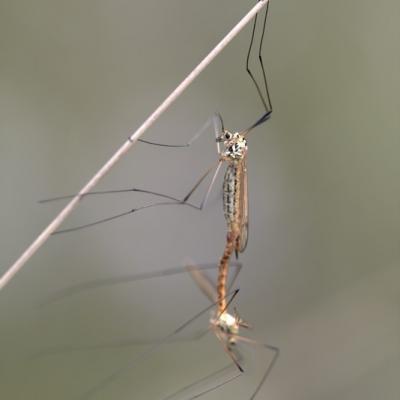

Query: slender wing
[237,157,249,253]
[185,261,217,303]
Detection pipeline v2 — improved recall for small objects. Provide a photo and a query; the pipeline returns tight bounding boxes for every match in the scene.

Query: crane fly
[35,3,276,393]
[180,0,273,331]
[37,261,278,400]
[28,3,278,399]
[40,1,273,241]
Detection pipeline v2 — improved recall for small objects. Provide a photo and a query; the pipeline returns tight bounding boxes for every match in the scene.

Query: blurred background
[0,0,399,399]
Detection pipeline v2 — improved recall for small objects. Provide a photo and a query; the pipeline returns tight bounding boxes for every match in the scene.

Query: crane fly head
[217,130,248,160]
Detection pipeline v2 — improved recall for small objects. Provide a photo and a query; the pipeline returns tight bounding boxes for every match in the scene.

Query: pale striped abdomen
[223,162,241,226]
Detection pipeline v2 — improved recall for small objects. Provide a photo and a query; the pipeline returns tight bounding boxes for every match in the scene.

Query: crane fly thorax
[217,130,248,161]
[211,309,250,348]
[211,311,240,346]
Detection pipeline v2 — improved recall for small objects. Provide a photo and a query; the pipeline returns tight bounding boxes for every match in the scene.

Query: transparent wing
[185,261,218,303]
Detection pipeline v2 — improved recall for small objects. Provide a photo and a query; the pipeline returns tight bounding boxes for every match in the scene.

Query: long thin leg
[162,363,241,400]
[257,1,272,111]
[246,1,271,113]
[137,114,222,152]
[213,328,244,372]
[52,200,186,234]
[159,326,279,400]
[234,334,279,400]
[50,157,223,234]
[182,159,223,210]
[39,188,186,204]
[243,1,272,133]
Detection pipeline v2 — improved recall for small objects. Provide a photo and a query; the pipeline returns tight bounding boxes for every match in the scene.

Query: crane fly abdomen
[223,162,242,226]
[222,158,248,255]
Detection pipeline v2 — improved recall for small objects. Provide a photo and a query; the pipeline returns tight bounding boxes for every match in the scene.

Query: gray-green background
[1,0,399,399]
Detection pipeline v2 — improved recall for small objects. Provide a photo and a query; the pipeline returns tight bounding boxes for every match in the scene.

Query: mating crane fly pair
[40,2,278,399]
